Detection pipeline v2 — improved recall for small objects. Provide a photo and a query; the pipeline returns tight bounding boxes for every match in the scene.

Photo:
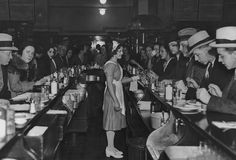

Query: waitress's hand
[114,100,122,112]
[131,75,140,81]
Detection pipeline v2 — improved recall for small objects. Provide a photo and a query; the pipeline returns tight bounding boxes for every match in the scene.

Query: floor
[61,81,128,160]
[62,118,128,160]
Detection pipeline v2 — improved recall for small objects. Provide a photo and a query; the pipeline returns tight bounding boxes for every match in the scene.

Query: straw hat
[188,30,214,54]
[0,33,18,51]
[178,27,197,41]
[210,26,236,48]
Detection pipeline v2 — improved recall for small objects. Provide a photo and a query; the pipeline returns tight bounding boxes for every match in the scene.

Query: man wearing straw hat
[188,30,233,90]
[197,26,236,115]
[0,33,18,99]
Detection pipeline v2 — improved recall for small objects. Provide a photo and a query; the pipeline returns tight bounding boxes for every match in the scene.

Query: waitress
[103,41,139,158]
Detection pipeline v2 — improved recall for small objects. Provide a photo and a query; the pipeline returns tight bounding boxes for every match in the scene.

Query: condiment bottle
[165,84,173,101]
[51,77,58,95]
[0,105,6,140]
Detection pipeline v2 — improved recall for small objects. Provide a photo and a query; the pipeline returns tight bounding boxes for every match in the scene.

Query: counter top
[126,81,236,159]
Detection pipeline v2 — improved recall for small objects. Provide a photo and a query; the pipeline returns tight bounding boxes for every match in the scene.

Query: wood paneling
[0,0,9,20]
[157,0,173,23]
[9,0,34,21]
[48,7,132,34]
[198,0,223,21]
[138,0,148,15]
[223,0,236,23]
[35,0,48,27]
[48,0,132,8]
[173,0,198,21]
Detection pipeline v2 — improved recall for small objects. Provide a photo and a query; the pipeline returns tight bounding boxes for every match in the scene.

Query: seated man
[197,26,236,115]
[189,30,233,90]
[186,30,233,100]
[0,33,18,99]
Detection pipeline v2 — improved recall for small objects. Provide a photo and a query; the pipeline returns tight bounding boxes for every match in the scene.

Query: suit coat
[208,73,236,115]
[170,53,189,80]
[159,57,177,80]
[36,55,51,79]
[185,56,206,84]
[54,55,67,70]
[185,56,206,100]
[201,58,234,90]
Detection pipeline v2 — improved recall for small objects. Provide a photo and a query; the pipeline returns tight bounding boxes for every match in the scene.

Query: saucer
[180,110,201,114]
[174,105,199,112]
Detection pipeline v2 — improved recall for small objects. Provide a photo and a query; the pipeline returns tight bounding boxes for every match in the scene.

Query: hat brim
[209,41,236,48]
[189,39,214,54]
[0,46,18,51]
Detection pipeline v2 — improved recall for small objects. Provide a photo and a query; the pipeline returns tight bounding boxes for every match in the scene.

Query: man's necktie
[205,63,212,79]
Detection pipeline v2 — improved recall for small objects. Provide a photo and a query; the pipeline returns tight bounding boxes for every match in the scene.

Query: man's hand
[186,77,199,89]
[208,84,222,97]
[196,88,211,104]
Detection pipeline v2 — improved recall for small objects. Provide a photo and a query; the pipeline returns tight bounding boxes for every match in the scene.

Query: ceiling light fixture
[99,0,107,4]
[99,8,106,15]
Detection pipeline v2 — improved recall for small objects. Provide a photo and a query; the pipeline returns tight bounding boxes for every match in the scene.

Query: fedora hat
[210,26,236,48]
[0,33,18,51]
[188,30,214,54]
[178,27,197,41]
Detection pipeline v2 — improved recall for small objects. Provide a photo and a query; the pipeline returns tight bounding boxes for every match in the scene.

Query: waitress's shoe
[105,147,123,159]
[114,147,123,155]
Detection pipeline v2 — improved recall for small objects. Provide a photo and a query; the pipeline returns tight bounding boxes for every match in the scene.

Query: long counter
[0,78,84,160]
[124,80,236,160]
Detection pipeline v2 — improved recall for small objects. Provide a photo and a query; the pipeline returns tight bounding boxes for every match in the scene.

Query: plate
[186,102,202,107]
[11,92,32,101]
[181,110,201,115]
[15,112,34,119]
[174,105,199,112]
[165,146,200,160]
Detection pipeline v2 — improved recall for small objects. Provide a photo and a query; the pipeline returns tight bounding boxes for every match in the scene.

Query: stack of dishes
[173,100,201,114]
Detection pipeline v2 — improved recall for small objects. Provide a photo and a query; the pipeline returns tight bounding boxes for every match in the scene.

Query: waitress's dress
[103,61,126,131]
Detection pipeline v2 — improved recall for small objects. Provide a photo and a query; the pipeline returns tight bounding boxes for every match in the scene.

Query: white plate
[181,110,201,114]
[15,112,34,119]
[165,146,200,160]
[11,92,32,101]
[174,105,199,112]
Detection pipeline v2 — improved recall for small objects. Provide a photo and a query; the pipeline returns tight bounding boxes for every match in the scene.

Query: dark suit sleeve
[159,58,176,80]
[207,80,236,115]
[207,96,236,115]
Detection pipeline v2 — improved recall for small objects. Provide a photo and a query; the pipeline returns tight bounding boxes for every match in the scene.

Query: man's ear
[232,50,236,57]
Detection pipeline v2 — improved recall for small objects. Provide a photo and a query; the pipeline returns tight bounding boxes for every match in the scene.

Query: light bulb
[99,8,106,15]
[99,0,107,4]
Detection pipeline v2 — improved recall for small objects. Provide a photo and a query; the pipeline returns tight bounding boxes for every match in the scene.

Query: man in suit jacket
[200,55,234,90]
[0,33,18,99]
[185,30,215,99]
[168,33,189,80]
[197,26,236,115]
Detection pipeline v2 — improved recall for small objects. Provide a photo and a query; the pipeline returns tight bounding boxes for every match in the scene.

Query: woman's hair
[160,41,173,57]
[66,47,73,54]
[17,41,35,56]
[111,44,123,56]
[145,44,153,50]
